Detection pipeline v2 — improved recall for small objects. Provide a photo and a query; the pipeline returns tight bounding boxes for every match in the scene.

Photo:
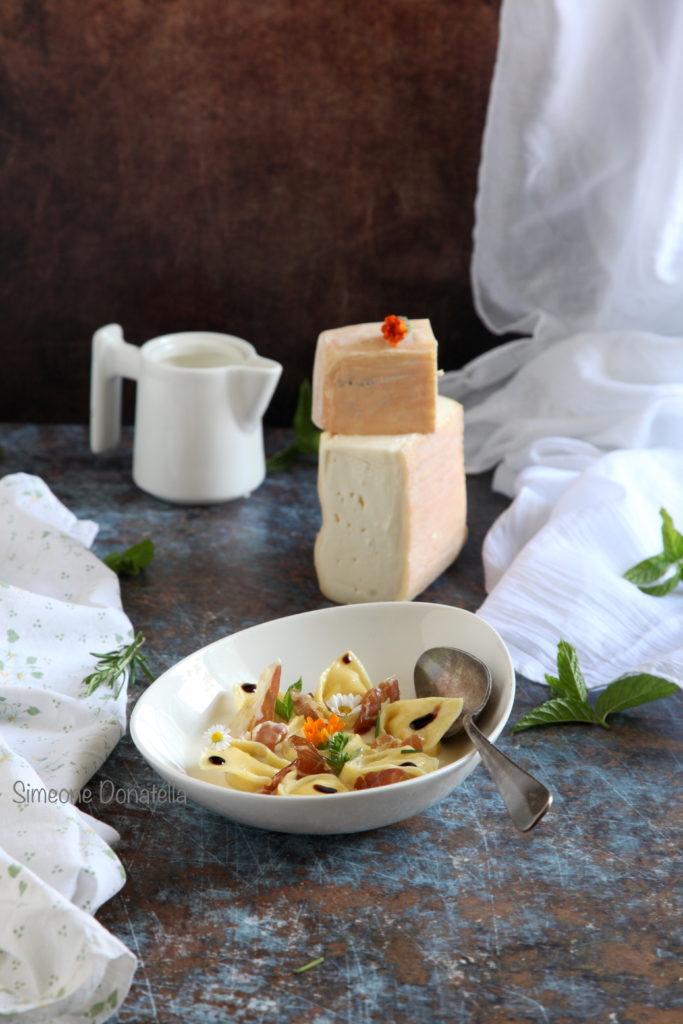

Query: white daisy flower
[203,723,232,751]
[325,692,362,717]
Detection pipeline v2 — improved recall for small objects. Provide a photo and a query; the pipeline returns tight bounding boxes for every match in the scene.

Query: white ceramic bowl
[130,602,515,834]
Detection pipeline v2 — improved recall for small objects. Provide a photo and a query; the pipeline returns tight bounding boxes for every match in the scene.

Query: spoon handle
[463,715,552,832]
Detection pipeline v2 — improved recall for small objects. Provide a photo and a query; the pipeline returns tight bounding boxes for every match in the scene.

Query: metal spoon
[414,647,552,832]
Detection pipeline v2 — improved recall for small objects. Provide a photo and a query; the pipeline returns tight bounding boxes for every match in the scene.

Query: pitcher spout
[227,357,283,433]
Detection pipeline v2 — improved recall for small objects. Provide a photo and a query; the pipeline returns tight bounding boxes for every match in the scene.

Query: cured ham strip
[288,736,328,775]
[259,763,296,795]
[353,678,400,734]
[354,768,410,790]
[255,662,282,725]
[251,720,288,750]
[291,690,327,720]
[230,661,282,735]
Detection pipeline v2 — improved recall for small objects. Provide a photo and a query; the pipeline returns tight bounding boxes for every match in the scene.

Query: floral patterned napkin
[0,473,136,1022]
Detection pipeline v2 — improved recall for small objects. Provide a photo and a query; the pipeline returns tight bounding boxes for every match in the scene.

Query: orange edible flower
[303,714,344,746]
[381,315,409,346]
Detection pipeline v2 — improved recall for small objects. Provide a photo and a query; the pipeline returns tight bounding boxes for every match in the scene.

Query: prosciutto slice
[353,678,400,734]
[250,720,288,750]
[288,735,328,775]
[354,768,410,790]
[230,661,282,735]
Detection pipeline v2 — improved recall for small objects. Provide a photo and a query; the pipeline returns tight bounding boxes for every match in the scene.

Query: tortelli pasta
[197,652,463,795]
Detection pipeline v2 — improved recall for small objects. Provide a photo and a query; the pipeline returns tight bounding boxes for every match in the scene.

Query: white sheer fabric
[440,0,683,689]
[472,0,683,342]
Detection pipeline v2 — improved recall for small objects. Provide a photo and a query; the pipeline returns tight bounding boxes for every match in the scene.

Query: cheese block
[311,319,438,435]
[314,395,466,604]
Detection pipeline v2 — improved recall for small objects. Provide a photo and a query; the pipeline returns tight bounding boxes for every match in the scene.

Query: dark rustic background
[0,0,500,425]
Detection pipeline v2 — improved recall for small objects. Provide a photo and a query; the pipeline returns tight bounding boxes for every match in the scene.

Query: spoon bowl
[415,646,553,832]
[414,646,492,738]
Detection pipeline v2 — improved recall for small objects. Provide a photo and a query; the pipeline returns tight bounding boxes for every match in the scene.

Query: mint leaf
[266,443,300,473]
[660,507,683,561]
[293,379,320,456]
[554,640,588,702]
[511,697,598,733]
[636,567,682,597]
[623,553,672,586]
[594,674,679,725]
[275,678,302,721]
[623,508,683,595]
[511,642,680,733]
[104,539,154,577]
[267,380,320,473]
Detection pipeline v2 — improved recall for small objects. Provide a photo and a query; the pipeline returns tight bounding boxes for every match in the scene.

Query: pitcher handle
[89,324,142,453]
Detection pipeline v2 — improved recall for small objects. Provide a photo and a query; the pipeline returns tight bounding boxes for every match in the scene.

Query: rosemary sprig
[83,632,154,699]
[321,731,359,773]
[293,956,324,974]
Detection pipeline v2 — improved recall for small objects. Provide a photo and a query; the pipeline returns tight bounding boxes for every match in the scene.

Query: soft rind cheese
[311,319,438,435]
[314,395,467,603]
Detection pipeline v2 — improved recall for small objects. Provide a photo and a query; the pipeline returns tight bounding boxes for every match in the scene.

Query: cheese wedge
[314,396,466,603]
[311,319,438,435]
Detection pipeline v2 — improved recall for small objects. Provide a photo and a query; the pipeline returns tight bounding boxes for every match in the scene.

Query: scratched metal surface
[1,424,681,1024]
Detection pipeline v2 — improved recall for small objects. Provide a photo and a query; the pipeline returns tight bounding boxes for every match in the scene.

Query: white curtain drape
[440,0,683,690]
[474,0,683,343]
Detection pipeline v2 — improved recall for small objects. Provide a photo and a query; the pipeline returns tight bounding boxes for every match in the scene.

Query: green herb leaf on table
[512,697,599,733]
[275,678,302,721]
[265,442,300,473]
[83,632,154,699]
[623,508,683,595]
[593,674,680,725]
[266,379,321,473]
[292,379,320,456]
[511,641,678,732]
[104,538,155,577]
[546,639,588,701]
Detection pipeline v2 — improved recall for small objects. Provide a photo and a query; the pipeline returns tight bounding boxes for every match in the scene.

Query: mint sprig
[511,640,678,732]
[103,538,155,577]
[275,678,302,721]
[623,508,683,595]
[267,380,320,473]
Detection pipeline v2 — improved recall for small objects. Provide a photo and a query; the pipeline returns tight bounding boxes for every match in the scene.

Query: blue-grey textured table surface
[2,424,681,1024]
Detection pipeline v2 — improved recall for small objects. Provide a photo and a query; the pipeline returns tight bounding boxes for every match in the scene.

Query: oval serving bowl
[130,602,515,834]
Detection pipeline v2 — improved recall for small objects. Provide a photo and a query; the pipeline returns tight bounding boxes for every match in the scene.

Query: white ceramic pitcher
[90,324,282,503]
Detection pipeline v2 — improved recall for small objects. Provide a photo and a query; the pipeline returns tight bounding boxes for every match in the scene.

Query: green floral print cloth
[0,473,136,1022]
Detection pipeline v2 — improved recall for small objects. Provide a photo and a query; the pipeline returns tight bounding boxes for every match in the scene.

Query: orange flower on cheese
[381,315,409,346]
[303,714,344,746]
